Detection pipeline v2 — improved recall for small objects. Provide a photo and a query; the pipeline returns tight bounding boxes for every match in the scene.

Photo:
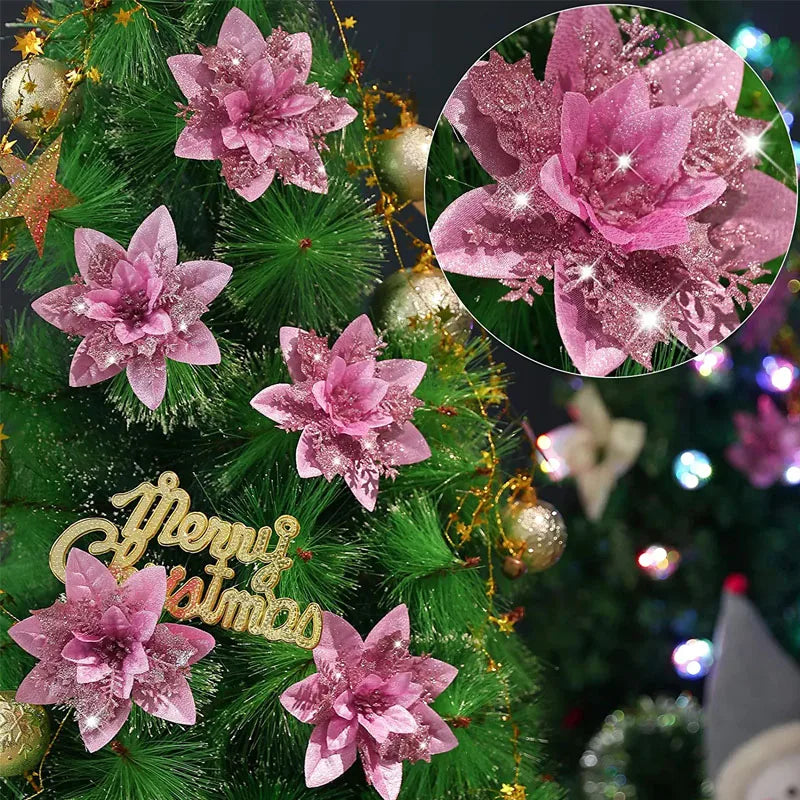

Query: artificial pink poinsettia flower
[31,206,232,410]
[726,395,800,488]
[168,7,358,201]
[9,549,214,753]
[430,6,797,376]
[280,605,458,800]
[250,315,431,511]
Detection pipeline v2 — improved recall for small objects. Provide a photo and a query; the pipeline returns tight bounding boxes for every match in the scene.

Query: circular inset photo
[425,4,798,377]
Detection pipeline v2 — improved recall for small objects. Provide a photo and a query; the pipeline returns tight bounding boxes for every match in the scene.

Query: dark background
[2,0,799,432]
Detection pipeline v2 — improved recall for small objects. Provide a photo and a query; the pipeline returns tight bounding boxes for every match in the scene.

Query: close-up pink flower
[429,5,797,376]
[280,605,458,800]
[168,7,358,201]
[9,549,215,753]
[31,206,232,410]
[250,315,431,510]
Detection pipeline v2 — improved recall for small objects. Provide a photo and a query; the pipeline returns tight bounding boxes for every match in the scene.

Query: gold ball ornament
[503,493,567,573]
[373,124,432,203]
[374,267,472,340]
[502,556,528,579]
[0,691,50,777]
[2,58,80,139]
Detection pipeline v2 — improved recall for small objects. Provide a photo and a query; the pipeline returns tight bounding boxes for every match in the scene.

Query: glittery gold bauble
[2,58,79,138]
[0,691,50,777]
[373,267,472,340]
[373,124,432,203]
[502,556,528,579]
[503,496,567,573]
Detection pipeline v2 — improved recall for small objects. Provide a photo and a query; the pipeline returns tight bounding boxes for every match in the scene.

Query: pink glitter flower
[168,7,358,201]
[32,206,232,410]
[250,315,431,511]
[430,7,797,376]
[280,605,458,800]
[9,549,214,753]
[726,395,800,487]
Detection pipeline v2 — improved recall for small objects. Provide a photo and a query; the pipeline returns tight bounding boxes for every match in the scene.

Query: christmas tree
[0,2,563,799]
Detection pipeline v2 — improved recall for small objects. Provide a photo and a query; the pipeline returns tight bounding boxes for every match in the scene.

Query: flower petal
[169,321,222,366]
[365,604,410,649]
[662,174,728,217]
[279,326,308,381]
[296,428,324,478]
[31,285,94,336]
[326,715,358,751]
[132,671,196,724]
[122,565,167,617]
[416,703,459,754]
[360,739,404,800]
[443,75,519,180]
[559,92,590,175]
[79,697,131,753]
[609,106,691,185]
[217,7,266,63]
[313,611,364,672]
[175,122,223,160]
[66,549,117,604]
[412,656,459,700]
[74,228,127,285]
[250,383,296,426]
[279,31,313,83]
[701,168,797,269]
[17,662,73,705]
[331,315,378,364]
[546,6,622,96]
[127,206,178,273]
[343,461,379,511]
[280,673,325,723]
[233,165,276,202]
[160,623,216,664]
[554,266,628,377]
[125,354,167,411]
[167,54,213,100]
[8,615,47,658]
[430,185,526,278]
[374,359,426,393]
[645,40,744,111]
[69,335,126,388]
[383,422,431,467]
[587,74,651,144]
[305,723,358,788]
[540,154,584,218]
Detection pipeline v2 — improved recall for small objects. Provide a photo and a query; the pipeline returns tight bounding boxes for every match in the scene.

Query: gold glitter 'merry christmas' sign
[48,471,322,649]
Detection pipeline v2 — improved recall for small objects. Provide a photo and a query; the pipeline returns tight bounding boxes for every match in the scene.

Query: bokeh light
[637,545,681,580]
[757,355,798,393]
[731,24,771,64]
[692,346,732,379]
[672,639,714,680]
[673,450,713,490]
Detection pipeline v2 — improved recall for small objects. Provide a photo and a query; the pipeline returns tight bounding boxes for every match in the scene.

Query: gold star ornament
[113,7,137,27]
[12,30,44,60]
[22,4,44,24]
[0,425,9,448]
[0,135,78,256]
[342,16,357,29]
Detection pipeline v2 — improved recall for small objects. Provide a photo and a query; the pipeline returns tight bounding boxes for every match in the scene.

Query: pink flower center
[572,147,663,226]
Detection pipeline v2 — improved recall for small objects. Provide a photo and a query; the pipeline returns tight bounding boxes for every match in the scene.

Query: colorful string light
[637,545,681,580]
[673,450,713,490]
[672,639,714,680]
